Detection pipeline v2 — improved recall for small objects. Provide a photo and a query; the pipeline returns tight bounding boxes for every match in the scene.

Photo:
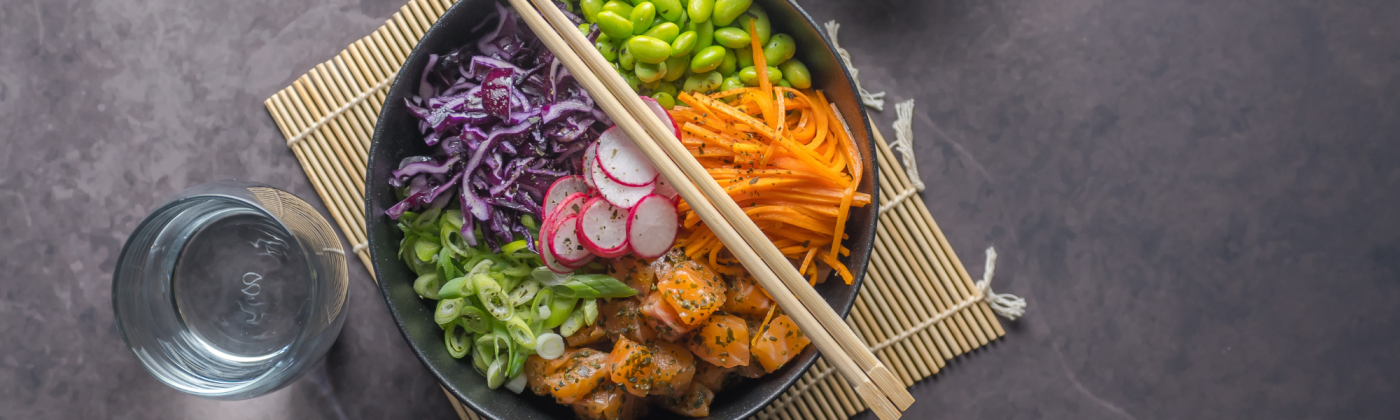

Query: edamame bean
[735,46,754,68]
[763,33,796,65]
[578,23,591,35]
[711,0,751,26]
[654,82,678,97]
[719,75,745,92]
[627,35,672,64]
[596,11,634,40]
[602,0,633,17]
[644,22,681,43]
[777,59,811,89]
[687,0,714,23]
[630,2,656,35]
[719,48,737,75]
[732,4,770,45]
[670,31,698,56]
[688,19,714,50]
[652,92,677,109]
[738,65,781,86]
[690,45,726,73]
[776,79,792,88]
[581,0,605,22]
[651,0,684,22]
[713,27,750,49]
[682,71,723,93]
[676,9,689,28]
[595,35,621,61]
[663,54,689,81]
[641,79,661,92]
[635,61,667,83]
[619,43,637,70]
[624,72,642,91]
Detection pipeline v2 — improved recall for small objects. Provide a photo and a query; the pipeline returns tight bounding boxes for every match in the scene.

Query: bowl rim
[366,1,881,418]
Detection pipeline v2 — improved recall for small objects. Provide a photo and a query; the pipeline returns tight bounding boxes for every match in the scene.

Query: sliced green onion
[434,298,465,325]
[505,373,528,394]
[545,296,578,329]
[582,299,599,326]
[501,239,530,256]
[532,266,572,286]
[414,237,441,262]
[507,346,530,379]
[486,358,507,389]
[535,333,566,360]
[506,314,536,349]
[560,310,586,337]
[437,276,474,299]
[466,259,495,278]
[497,262,533,279]
[445,322,471,358]
[551,274,638,299]
[474,274,513,321]
[472,341,493,376]
[520,213,537,229]
[456,306,491,334]
[508,280,542,307]
[413,273,443,299]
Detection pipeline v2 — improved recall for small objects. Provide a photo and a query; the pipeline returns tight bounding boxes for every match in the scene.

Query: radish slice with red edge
[591,149,654,208]
[575,197,631,258]
[652,176,678,202]
[581,143,598,190]
[543,176,588,215]
[640,96,682,138]
[548,214,592,264]
[596,126,659,187]
[540,236,573,273]
[542,192,589,237]
[627,194,679,259]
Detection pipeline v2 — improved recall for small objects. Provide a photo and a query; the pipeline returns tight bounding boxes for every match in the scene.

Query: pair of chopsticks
[506,1,916,418]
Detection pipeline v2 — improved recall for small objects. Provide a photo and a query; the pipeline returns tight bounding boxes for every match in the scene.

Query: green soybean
[654,82,678,97]
[595,35,621,61]
[689,19,714,50]
[713,27,750,49]
[776,79,792,88]
[687,0,714,23]
[596,11,634,40]
[652,92,677,109]
[735,45,754,68]
[738,65,781,86]
[719,75,745,92]
[682,71,723,93]
[671,31,698,56]
[778,59,811,89]
[644,22,681,43]
[630,2,656,35]
[640,79,661,92]
[732,4,770,45]
[579,23,592,36]
[719,48,737,75]
[627,35,672,63]
[619,43,636,70]
[690,45,726,73]
[602,0,633,17]
[663,54,689,81]
[635,61,667,83]
[711,0,751,26]
[582,0,605,22]
[652,0,684,21]
[763,33,796,65]
[624,72,642,90]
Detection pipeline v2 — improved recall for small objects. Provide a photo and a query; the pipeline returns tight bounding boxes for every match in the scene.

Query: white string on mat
[758,248,1024,419]
[352,241,369,254]
[285,73,397,147]
[824,20,886,111]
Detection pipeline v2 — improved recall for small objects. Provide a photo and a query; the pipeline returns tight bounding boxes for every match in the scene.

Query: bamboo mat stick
[520,0,916,412]
[507,1,905,418]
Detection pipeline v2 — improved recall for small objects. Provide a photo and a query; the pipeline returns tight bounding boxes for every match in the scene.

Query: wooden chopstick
[508,1,911,418]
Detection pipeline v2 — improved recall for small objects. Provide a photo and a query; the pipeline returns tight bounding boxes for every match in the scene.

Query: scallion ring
[434,298,465,325]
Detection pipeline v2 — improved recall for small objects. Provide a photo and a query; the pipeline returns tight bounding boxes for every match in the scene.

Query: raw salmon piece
[658,383,715,418]
[656,262,727,326]
[639,291,699,342]
[546,349,612,404]
[721,275,773,316]
[751,314,811,373]
[608,336,655,397]
[647,341,696,397]
[686,314,750,368]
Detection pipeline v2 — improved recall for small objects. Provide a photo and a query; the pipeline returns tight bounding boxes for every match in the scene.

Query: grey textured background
[2,0,1398,418]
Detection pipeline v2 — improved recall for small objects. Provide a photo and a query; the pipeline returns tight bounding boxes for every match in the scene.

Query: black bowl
[366,1,879,418]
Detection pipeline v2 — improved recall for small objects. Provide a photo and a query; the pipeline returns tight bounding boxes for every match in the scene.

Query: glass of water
[113,180,349,400]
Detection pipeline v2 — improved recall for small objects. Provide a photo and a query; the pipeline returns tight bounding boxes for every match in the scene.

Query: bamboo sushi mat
[263,1,1010,418]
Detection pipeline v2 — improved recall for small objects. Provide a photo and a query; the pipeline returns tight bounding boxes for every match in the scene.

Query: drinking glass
[113,180,349,400]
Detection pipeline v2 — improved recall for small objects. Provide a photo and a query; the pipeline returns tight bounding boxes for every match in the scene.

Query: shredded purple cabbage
[388,3,601,253]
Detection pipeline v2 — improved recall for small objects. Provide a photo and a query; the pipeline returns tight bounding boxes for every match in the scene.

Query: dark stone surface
[1,0,1396,418]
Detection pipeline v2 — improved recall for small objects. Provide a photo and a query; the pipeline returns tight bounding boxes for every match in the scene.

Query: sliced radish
[582,143,598,190]
[576,197,631,258]
[540,237,573,273]
[596,126,659,187]
[542,192,589,237]
[627,194,679,259]
[641,96,682,139]
[591,152,655,209]
[548,214,592,264]
[543,176,588,215]
[653,175,679,202]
